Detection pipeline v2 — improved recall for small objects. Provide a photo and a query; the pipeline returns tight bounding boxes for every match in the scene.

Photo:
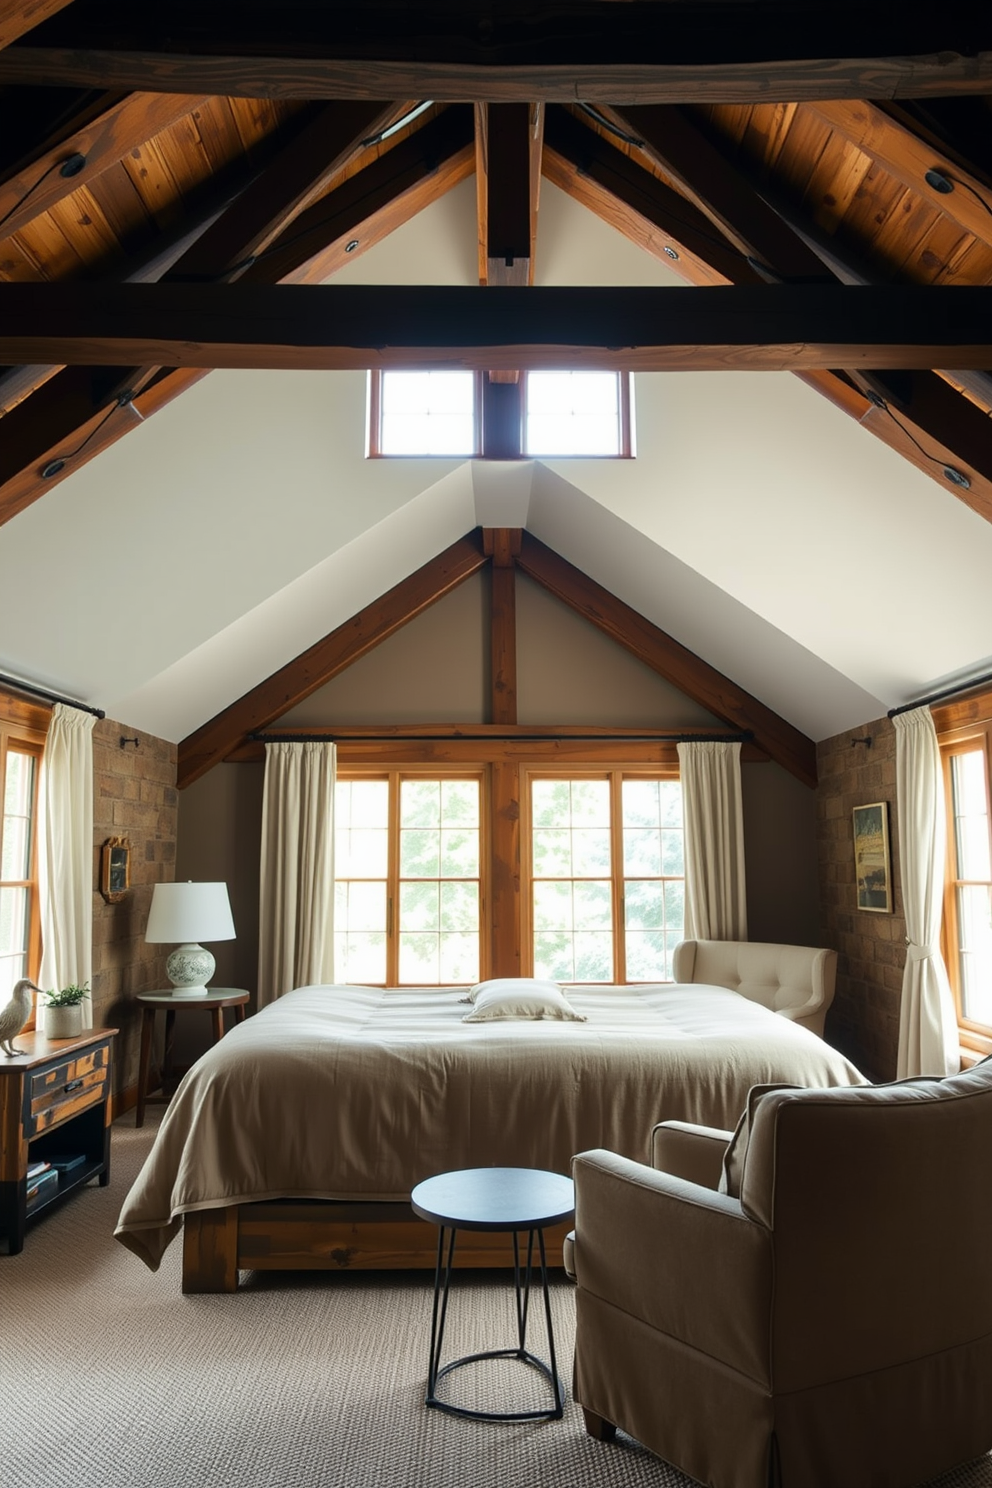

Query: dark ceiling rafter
[0,0,76,51]
[475,102,535,288]
[2,4,991,102]
[542,105,762,287]
[3,282,991,372]
[0,105,475,528]
[177,529,491,789]
[601,102,992,514]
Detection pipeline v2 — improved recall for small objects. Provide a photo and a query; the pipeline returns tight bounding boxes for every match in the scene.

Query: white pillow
[460,977,565,1005]
[462,982,586,1023]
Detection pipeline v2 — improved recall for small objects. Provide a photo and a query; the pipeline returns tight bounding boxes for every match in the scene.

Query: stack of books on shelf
[26,1161,59,1211]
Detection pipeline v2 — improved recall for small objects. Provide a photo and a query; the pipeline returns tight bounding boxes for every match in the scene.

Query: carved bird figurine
[0,980,42,1057]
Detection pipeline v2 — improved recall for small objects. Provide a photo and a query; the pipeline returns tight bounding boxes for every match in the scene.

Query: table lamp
[144,881,236,997]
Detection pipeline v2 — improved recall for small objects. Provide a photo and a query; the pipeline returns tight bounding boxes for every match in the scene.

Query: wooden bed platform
[182,1199,570,1293]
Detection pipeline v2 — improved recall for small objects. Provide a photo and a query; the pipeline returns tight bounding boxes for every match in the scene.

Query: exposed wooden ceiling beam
[0,89,209,238]
[806,98,992,247]
[3,282,991,372]
[177,530,489,788]
[0,108,474,528]
[515,531,817,788]
[604,104,992,511]
[3,5,990,102]
[0,0,75,50]
[542,106,760,287]
[170,100,408,284]
[476,103,534,287]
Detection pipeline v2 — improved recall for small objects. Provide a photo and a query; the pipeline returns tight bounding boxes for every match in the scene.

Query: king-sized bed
[115,980,866,1291]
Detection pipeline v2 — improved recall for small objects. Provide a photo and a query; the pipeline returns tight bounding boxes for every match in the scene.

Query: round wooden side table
[411,1166,575,1421]
[135,989,249,1127]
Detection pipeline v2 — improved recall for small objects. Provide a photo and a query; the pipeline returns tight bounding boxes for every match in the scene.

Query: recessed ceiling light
[943,465,971,489]
[345,240,360,253]
[925,168,954,194]
[663,245,680,261]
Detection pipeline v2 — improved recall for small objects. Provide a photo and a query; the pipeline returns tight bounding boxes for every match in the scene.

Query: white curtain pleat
[38,703,96,1024]
[893,708,959,1078]
[676,740,748,942]
[257,741,336,1007]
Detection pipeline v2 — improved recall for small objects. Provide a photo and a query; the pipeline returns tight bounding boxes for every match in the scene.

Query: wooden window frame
[366,369,634,460]
[0,694,48,1028]
[335,764,491,987]
[521,764,682,985]
[938,717,992,1058]
[366,369,484,459]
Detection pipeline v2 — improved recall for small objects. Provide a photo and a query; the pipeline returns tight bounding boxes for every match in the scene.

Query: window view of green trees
[531,776,683,983]
[334,777,480,985]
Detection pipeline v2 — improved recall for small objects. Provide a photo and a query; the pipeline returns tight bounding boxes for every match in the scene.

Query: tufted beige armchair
[672,939,837,1037]
[570,1061,992,1488]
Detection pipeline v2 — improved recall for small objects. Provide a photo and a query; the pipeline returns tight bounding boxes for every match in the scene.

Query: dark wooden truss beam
[3,282,991,372]
[475,103,535,287]
[515,531,817,788]
[602,105,992,515]
[3,5,991,102]
[177,531,489,788]
[0,107,474,528]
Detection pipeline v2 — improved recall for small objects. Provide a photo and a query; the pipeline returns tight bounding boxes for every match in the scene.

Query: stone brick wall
[91,718,177,1100]
[817,715,904,1081]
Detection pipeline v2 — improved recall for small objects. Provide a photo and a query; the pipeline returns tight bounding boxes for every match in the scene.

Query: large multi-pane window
[367,369,633,458]
[527,772,684,983]
[334,773,483,986]
[0,719,44,1011]
[941,726,992,1046]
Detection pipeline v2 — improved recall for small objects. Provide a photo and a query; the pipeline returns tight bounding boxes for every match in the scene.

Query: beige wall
[176,576,822,1059]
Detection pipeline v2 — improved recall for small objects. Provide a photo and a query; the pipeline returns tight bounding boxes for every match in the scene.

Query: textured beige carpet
[4,1115,992,1488]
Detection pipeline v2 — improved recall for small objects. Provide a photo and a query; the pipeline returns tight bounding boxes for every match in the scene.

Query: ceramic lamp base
[166,943,215,998]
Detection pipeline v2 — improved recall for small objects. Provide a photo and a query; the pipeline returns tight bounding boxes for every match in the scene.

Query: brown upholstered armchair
[570,1061,992,1488]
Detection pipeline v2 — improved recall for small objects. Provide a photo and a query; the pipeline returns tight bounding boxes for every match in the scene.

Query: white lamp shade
[145,881,236,944]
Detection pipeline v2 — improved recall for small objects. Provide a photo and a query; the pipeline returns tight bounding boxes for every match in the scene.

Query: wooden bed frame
[182,1198,570,1293]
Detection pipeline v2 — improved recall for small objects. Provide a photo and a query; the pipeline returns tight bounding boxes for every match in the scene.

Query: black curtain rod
[889,670,992,718]
[0,671,105,719]
[250,730,753,744]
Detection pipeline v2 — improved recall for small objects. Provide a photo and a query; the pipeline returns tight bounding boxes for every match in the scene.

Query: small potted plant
[42,983,90,1039]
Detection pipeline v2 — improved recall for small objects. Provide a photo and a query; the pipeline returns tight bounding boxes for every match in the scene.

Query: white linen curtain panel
[257,741,336,1007]
[38,703,96,1024]
[676,740,748,942]
[893,708,959,1078]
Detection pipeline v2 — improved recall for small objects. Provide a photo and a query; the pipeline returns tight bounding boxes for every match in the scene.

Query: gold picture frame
[100,836,130,903]
[852,803,892,913]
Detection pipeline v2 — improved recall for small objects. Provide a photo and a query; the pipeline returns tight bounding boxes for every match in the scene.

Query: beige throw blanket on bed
[115,983,866,1269]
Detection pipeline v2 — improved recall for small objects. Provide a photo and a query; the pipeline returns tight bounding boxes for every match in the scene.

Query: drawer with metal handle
[27,1046,110,1135]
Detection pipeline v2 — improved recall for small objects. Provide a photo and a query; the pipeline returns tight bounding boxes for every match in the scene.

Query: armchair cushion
[717,1083,800,1198]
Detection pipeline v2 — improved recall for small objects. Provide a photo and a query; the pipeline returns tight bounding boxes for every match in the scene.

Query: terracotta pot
[43,1004,83,1039]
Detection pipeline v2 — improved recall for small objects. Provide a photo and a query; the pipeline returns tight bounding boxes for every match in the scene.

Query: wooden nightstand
[136,989,249,1127]
[0,1026,117,1256]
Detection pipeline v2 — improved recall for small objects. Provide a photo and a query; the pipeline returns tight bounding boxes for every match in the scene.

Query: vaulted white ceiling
[2,177,990,745]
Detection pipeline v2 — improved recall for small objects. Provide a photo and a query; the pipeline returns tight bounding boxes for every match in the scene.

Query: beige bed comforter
[115,982,866,1268]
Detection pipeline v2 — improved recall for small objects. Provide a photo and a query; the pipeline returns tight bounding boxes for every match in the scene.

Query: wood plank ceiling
[0,2,991,535]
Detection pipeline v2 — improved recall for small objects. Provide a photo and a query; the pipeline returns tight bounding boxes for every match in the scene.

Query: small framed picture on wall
[100,836,130,903]
[852,803,892,913]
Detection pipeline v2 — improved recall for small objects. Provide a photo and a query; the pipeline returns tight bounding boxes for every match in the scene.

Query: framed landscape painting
[852,803,892,913]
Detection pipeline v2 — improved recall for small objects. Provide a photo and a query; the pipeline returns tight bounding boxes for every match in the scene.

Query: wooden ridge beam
[3,282,992,372]
[476,103,533,287]
[515,532,818,789]
[0,108,474,528]
[177,531,489,788]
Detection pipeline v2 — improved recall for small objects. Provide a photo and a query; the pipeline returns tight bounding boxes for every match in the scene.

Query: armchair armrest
[572,1149,773,1385]
[651,1120,732,1190]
